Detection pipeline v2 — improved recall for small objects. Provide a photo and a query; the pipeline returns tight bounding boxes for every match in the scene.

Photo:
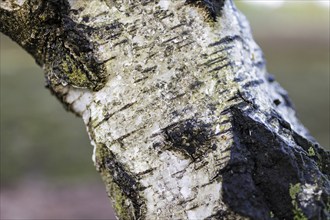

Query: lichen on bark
[1,0,329,219]
[0,0,107,92]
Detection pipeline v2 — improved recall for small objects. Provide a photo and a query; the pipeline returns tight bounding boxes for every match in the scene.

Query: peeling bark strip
[1,0,329,220]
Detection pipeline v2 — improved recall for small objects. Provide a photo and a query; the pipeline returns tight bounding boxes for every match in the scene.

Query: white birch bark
[1,0,329,219]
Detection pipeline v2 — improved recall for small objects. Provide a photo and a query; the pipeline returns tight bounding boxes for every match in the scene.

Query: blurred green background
[0,1,329,219]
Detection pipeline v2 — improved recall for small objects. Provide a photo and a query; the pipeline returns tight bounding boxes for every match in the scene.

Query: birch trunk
[1,0,329,219]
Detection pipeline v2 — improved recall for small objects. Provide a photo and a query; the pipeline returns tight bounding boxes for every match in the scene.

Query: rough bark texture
[1,0,329,219]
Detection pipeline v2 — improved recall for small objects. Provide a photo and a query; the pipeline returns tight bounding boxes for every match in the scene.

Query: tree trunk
[1,0,329,219]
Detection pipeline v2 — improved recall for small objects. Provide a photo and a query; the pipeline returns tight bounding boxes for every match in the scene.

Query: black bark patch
[273,99,281,106]
[47,14,107,91]
[105,156,138,198]
[185,0,226,22]
[163,119,213,160]
[101,147,144,220]
[0,0,107,91]
[220,107,330,220]
[205,209,236,219]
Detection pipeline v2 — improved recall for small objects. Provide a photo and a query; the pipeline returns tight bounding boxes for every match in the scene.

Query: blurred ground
[0,2,329,219]
[1,180,116,220]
